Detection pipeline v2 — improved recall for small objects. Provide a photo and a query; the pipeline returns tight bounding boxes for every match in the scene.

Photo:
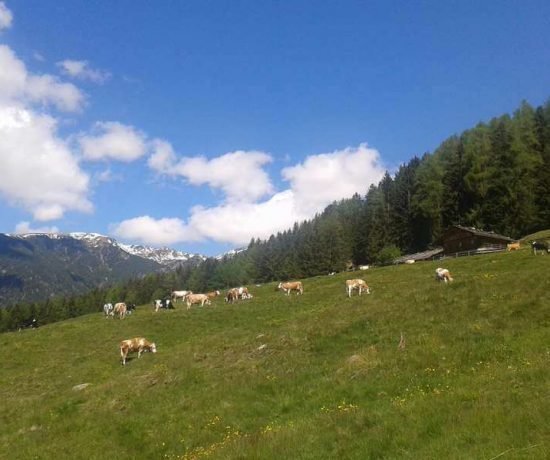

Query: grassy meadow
[1,248,549,459]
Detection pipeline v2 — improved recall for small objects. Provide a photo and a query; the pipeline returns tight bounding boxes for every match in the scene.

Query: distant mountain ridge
[0,232,206,306]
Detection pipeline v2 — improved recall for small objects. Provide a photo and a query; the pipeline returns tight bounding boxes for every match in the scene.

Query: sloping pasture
[1,250,548,459]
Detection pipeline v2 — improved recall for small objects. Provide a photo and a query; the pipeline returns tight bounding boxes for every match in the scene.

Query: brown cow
[206,290,221,300]
[185,293,211,309]
[225,288,239,303]
[113,302,127,319]
[278,281,303,296]
[120,337,156,366]
[507,242,520,251]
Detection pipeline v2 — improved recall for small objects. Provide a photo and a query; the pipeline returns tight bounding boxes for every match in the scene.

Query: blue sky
[0,1,549,256]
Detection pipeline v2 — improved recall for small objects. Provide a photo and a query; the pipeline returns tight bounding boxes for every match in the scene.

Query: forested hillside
[1,99,549,332]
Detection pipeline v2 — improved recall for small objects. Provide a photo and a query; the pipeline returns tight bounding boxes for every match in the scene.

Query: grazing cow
[435,268,453,283]
[185,293,211,309]
[206,290,221,300]
[358,265,370,270]
[237,286,252,299]
[171,290,193,303]
[531,241,549,255]
[126,303,137,315]
[345,279,370,297]
[120,337,157,366]
[225,287,252,303]
[113,302,127,319]
[278,281,304,296]
[103,303,114,317]
[507,242,520,251]
[225,288,239,303]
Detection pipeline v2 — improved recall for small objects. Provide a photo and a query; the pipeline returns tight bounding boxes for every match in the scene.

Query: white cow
[171,290,192,303]
[345,279,370,297]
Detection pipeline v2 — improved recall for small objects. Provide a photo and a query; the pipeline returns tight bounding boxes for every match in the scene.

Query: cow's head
[150,343,157,353]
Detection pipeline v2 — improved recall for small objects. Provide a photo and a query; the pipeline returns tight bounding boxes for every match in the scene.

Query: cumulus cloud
[57,59,110,83]
[0,1,13,31]
[148,148,274,202]
[111,216,199,246]
[0,45,85,112]
[0,105,92,221]
[14,221,60,234]
[282,143,385,215]
[115,144,386,247]
[78,121,148,162]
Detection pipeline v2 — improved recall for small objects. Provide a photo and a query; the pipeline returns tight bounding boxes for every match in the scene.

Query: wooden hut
[441,225,514,254]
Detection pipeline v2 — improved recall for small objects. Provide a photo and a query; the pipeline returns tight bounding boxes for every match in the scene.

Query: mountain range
[0,232,206,306]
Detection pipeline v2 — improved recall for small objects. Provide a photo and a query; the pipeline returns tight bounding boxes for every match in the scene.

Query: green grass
[1,250,549,459]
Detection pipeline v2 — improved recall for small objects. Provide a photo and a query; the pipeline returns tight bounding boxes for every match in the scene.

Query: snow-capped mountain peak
[118,243,206,265]
[8,232,206,266]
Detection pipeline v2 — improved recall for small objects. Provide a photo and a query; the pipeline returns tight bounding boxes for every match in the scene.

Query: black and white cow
[103,303,114,317]
[154,298,173,312]
[531,241,549,255]
[18,318,38,331]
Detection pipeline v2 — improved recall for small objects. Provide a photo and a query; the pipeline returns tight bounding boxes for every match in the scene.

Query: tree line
[2,99,549,332]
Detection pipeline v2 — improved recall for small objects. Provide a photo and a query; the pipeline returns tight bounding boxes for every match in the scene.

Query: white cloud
[14,221,60,234]
[114,144,386,247]
[282,143,385,215]
[79,121,148,162]
[112,191,302,246]
[57,59,111,84]
[0,1,13,31]
[0,105,92,221]
[148,139,177,172]
[111,216,199,246]
[0,45,85,112]
[148,148,274,202]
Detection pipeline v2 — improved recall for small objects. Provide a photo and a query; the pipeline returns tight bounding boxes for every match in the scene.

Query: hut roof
[444,225,514,242]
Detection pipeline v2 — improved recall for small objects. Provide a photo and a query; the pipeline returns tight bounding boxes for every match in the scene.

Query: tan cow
[113,302,127,319]
[278,281,304,296]
[185,293,211,309]
[507,242,520,251]
[345,279,370,297]
[120,337,156,366]
[435,267,453,283]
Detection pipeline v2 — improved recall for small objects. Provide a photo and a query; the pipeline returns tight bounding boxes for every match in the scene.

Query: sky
[0,1,549,256]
